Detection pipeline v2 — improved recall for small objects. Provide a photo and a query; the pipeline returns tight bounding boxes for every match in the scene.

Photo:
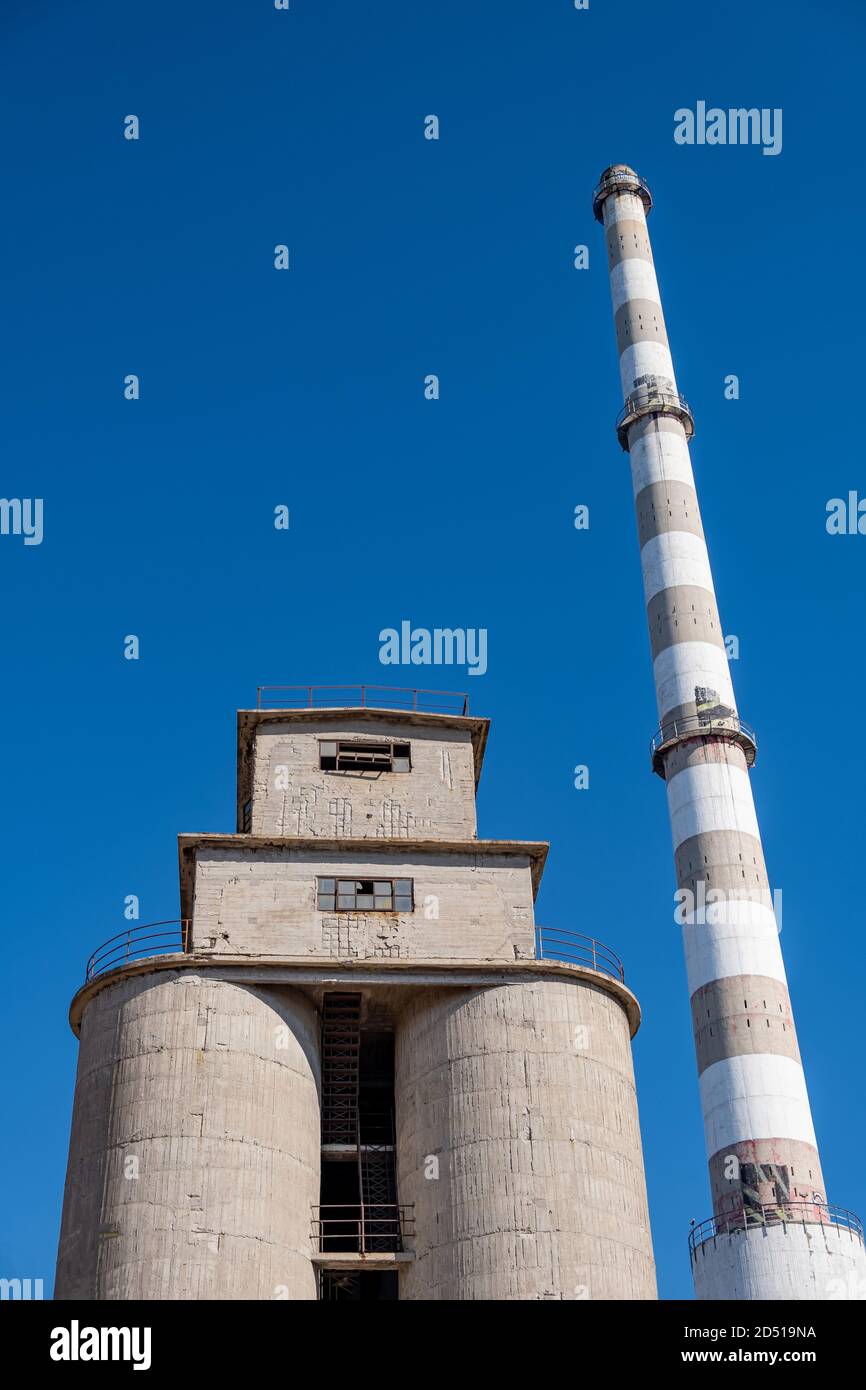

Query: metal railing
[311,1204,415,1256]
[535,926,625,983]
[651,712,757,775]
[689,1202,864,1257]
[256,685,470,716]
[616,386,695,449]
[85,924,627,988]
[592,167,653,222]
[85,921,189,982]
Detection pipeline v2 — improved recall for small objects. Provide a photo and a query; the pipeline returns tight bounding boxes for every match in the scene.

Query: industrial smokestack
[593,164,866,1301]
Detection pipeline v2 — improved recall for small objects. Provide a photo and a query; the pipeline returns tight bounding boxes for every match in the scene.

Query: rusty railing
[616,385,695,449]
[689,1202,863,1257]
[311,1204,415,1256]
[592,167,653,222]
[85,921,190,982]
[535,926,625,983]
[256,685,469,715]
[651,711,757,776]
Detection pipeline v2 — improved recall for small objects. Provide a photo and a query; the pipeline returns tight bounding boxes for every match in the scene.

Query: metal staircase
[359,1112,399,1252]
[317,995,410,1280]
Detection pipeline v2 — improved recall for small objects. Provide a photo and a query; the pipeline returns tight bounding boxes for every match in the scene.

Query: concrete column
[55,973,320,1300]
[595,165,866,1300]
[394,978,656,1300]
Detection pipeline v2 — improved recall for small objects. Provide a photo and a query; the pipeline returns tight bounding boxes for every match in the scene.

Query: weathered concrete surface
[395,979,657,1300]
[246,717,480,840]
[69,957,644,1043]
[57,701,657,1302]
[55,972,320,1300]
[692,1222,866,1300]
[185,844,540,963]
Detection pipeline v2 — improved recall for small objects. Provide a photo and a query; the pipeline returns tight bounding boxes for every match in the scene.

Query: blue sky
[2,0,864,1301]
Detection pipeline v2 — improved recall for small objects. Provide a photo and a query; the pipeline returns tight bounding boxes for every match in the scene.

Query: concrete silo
[56,688,656,1300]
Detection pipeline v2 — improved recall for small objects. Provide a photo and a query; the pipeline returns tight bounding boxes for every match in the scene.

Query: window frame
[316,876,415,913]
[318,738,412,774]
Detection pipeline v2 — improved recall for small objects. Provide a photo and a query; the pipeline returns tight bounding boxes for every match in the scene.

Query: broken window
[317,878,414,912]
[319,740,411,774]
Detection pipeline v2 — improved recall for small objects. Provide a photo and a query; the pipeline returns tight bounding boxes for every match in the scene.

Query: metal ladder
[320,993,361,1145]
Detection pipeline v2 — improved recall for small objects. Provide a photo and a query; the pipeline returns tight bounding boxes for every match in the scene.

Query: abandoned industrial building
[55,684,657,1301]
[53,163,866,1302]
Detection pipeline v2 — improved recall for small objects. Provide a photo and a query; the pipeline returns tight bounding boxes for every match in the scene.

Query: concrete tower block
[237,711,483,840]
[55,973,320,1301]
[185,844,537,963]
[394,979,656,1300]
[58,697,657,1301]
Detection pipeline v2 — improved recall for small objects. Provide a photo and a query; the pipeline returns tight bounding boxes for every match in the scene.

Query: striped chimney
[593,165,866,1300]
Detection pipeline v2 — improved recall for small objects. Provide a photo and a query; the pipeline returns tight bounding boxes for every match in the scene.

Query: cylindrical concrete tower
[593,165,866,1300]
[55,974,321,1300]
[395,979,657,1301]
